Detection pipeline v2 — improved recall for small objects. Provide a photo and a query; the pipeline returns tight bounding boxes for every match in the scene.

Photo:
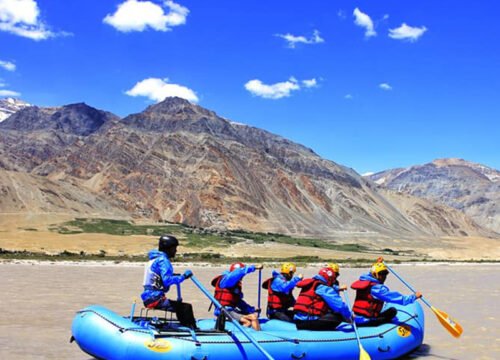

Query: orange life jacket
[351,279,384,317]
[293,278,329,317]
[211,275,242,308]
[262,276,295,312]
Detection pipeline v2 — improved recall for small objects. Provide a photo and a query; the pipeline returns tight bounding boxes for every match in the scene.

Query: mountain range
[0,97,496,247]
[367,159,500,233]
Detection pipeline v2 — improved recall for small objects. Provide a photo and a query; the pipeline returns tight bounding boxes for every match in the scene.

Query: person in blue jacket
[141,235,196,329]
[351,260,422,326]
[293,266,352,330]
[262,262,303,322]
[212,262,262,330]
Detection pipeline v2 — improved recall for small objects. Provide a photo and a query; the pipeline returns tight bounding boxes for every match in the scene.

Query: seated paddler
[262,262,303,322]
[293,266,351,331]
[141,235,197,329]
[351,258,422,326]
[212,262,263,331]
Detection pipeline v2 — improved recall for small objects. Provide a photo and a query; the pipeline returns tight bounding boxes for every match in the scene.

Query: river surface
[0,262,498,359]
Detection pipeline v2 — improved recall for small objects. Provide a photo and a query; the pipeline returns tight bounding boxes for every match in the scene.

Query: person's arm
[237,298,256,314]
[219,265,256,288]
[271,275,301,293]
[158,257,185,288]
[316,285,351,320]
[371,284,416,305]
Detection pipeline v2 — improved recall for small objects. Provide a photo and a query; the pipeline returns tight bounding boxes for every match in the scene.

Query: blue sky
[1,0,499,174]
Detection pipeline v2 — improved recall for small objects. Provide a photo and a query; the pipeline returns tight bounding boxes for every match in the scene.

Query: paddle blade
[431,306,463,338]
[359,345,371,360]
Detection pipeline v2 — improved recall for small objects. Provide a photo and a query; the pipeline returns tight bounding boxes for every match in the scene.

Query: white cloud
[337,10,346,20]
[362,172,374,177]
[275,30,324,48]
[0,89,20,97]
[389,23,427,42]
[0,59,15,71]
[344,94,353,100]
[245,78,301,99]
[302,78,318,88]
[0,0,66,40]
[353,8,376,38]
[379,83,392,91]
[244,76,321,99]
[104,0,189,32]
[126,77,198,103]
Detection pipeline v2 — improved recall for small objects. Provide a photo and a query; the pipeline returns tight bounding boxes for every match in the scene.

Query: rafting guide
[140,235,197,329]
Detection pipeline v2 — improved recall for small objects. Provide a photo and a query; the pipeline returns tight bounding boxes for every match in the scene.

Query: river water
[0,262,498,359]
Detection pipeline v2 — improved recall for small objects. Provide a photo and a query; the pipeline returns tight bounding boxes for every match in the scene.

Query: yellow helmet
[280,262,297,274]
[327,263,340,274]
[370,262,388,277]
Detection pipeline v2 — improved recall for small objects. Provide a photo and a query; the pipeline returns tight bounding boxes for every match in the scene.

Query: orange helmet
[318,267,337,286]
[230,262,245,272]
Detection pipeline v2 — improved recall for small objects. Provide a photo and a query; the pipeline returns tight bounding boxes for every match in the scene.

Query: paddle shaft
[344,291,369,358]
[190,275,274,360]
[176,283,183,302]
[384,262,463,338]
[384,263,432,308]
[129,299,136,319]
[257,268,262,312]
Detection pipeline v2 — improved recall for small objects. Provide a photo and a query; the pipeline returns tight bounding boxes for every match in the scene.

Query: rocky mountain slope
[0,103,119,171]
[0,98,30,122]
[0,98,493,242]
[368,159,499,233]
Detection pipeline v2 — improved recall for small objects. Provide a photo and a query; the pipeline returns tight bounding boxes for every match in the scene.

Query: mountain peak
[121,97,223,132]
[432,158,469,167]
[0,97,31,122]
[144,97,213,117]
[0,102,118,136]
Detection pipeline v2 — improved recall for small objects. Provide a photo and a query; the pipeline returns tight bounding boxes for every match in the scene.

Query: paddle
[382,261,463,338]
[257,266,263,315]
[176,283,183,302]
[190,274,274,360]
[344,291,371,360]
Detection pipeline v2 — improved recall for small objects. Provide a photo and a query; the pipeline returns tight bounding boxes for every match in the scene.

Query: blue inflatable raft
[71,301,424,360]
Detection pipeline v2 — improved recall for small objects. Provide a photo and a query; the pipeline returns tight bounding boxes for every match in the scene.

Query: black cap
[158,235,179,253]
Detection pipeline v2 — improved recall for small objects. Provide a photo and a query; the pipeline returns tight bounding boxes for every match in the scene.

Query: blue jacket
[214,265,256,316]
[294,275,351,321]
[141,250,184,304]
[268,270,301,314]
[354,273,417,324]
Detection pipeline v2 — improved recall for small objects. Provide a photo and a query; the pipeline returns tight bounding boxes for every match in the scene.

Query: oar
[344,291,371,360]
[383,262,463,338]
[190,274,274,360]
[257,266,263,315]
[176,283,183,302]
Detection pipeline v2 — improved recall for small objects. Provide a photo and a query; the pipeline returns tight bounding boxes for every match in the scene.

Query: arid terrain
[1,214,499,261]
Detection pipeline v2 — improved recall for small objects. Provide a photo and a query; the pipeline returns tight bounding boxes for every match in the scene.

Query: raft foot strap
[292,352,306,359]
